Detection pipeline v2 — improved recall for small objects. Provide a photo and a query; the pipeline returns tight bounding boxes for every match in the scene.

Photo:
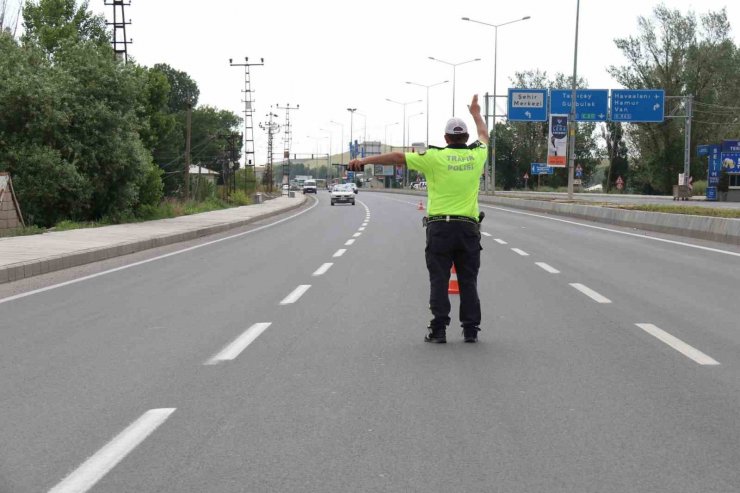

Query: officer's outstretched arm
[348,152,406,171]
[468,94,489,145]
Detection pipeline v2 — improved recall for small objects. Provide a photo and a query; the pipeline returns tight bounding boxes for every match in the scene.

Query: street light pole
[347,108,357,163]
[356,112,367,150]
[386,98,422,187]
[567,0,580,200]
[319,127,333,182]
[428,57,481,116]
[463,15,531,193]
[330,120,344,167]
[384,122,399,152]
[406,80,448,147]
[406,111,424,148]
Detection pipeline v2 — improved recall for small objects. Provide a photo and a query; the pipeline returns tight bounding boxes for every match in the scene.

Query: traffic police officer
[349,94,489,343]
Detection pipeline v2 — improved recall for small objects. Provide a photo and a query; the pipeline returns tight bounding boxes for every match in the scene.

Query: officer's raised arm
[348,152,406,171]
[468,94,489,145]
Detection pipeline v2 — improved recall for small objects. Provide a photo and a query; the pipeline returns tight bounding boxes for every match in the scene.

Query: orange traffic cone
[448,265,460,294]
[417,201,425,211]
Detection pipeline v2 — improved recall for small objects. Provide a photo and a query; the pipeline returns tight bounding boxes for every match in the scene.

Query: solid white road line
[536,262,560,274]
[48,408,175,493]
[494,239,508,245]
[635,323,720,365]
[511,248,530,256]
[280,285,311,305]
[345,239,356,246]
[205,323,272,365]
[312,263,333,276]
[570,283,612,303]
[481,232,492,237]
[0,196,322,306]
[333,249,347,258]
[479,203,740,258]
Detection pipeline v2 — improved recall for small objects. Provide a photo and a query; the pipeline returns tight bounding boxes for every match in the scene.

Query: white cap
[444,117,468,135]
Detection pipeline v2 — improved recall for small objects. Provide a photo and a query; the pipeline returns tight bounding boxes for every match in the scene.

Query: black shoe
[462,327,480,343]
[424,327,447,343]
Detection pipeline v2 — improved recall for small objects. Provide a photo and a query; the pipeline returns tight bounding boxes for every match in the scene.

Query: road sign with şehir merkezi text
[508,89,548,122]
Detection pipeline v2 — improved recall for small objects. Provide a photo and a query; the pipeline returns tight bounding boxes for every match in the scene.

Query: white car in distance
[330,184,356,206]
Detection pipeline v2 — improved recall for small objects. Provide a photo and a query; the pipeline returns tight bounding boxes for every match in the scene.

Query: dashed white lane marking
[359,227,366,231]
[536,262,560,274]
[352,232,362,238]
[205,323,272,364]
[479,203,740,258]
[48,408,176,493]
[333,249,347,258]
[635,323,720,366]
[0,197,322,306]
[494,239,508,245]
[362,223,368,227]
[280,285,311,305]
[345,239,356,246]
[312,263,333,276]
[570,283,612,303]
[511,248,529,256]
[481,232,492,237]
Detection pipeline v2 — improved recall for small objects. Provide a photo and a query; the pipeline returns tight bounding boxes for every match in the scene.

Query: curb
[361,189,740,246]
[0,195,308,284]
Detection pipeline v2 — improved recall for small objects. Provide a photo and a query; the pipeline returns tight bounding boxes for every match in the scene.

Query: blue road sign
[721,140,740,171]
[697,145,711,157]
[508,89,548,122]
[706,186,717,201]
[707,145,722,187]
[531,163,554,175]
[722,140,740,153]
[550,89,608,121]
[610,89,665,122]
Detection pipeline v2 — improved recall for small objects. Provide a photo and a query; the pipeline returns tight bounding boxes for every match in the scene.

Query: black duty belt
[426,215,479,225]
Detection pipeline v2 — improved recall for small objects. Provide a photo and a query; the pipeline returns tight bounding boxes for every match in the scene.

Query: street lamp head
[461,17,470,21]
[229,58,233,64]
[474,58,481,61]
[522,16,531,20]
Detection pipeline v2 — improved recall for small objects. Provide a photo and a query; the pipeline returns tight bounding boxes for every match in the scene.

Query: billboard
[547,114,568,167]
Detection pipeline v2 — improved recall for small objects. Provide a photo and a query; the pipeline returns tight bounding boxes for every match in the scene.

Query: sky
[16,0,740,165]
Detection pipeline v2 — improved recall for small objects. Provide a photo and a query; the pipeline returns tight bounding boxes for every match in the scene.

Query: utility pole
[219,133,241,197]
[184,98,192,199]
[566,0,581,200]
[104,0,132,63]
[259,110,281,193]
[683,95,693,185]
[665,95,694,186]
[277,103,300,187]
[229,57,264,192]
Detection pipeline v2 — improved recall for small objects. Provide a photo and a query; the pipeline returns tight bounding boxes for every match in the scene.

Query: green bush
[228,190,251,206]
[691,180,707,196]
[137,162,165,209]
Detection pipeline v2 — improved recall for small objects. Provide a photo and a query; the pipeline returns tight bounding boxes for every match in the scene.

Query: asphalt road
[2,191,739,493]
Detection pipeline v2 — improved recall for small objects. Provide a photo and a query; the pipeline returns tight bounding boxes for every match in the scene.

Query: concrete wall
[0,191,21,230]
